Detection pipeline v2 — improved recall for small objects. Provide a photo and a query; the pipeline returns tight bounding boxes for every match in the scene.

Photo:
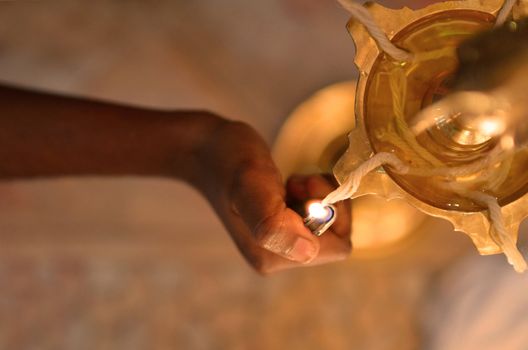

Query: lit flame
[307,202,329,220]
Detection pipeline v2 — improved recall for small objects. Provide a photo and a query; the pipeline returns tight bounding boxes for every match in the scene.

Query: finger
[251,228,352,274]
[224,208,350,275]
[220,212,294,274]
[229,156,319,264]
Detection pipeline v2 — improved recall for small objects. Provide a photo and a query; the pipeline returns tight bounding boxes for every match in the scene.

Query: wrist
[0,84,230,180]
[160,110,228,185]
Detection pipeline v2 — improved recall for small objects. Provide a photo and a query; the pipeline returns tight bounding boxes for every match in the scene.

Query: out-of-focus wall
[0,0,357,139]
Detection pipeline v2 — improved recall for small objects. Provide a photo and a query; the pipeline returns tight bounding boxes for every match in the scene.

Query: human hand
[195,117,351,274]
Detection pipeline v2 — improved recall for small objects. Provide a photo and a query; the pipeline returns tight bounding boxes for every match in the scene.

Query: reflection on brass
[335,0,528,256]
[273,82,356,178]
[351,196,425,252]
[273,82,427,255]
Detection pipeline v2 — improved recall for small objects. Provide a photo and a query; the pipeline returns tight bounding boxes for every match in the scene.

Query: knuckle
[253,208,290,247]
[253,218,277,244]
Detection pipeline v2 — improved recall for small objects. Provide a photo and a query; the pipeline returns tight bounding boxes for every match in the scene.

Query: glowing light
[501,135,515,150]
[478,118,505,136]
[308,202,329,220]
[352,196,425,252]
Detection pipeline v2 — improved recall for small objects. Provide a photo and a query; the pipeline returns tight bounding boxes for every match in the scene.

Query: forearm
[0,85,224,182]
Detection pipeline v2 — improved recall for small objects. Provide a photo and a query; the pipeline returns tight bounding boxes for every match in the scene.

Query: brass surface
[335,0,528,256]
[365,11,501,212]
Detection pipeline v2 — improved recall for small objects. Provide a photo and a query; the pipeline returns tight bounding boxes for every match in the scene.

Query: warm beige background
[0,1,475,349]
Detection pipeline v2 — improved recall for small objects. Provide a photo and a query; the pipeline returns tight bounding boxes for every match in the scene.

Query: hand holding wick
[197,119,352,274]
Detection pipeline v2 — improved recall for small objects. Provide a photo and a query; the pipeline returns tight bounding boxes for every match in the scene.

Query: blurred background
[0,1,527,349]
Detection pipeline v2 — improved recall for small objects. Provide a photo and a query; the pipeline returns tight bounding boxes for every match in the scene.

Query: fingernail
[288,237,317,263]
[261,233,316,263]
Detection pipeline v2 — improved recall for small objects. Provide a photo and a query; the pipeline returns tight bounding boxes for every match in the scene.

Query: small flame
[307,202,329,220]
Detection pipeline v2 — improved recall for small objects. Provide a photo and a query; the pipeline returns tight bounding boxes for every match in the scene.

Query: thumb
[230,159,320,263]
[254,207,319,263]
